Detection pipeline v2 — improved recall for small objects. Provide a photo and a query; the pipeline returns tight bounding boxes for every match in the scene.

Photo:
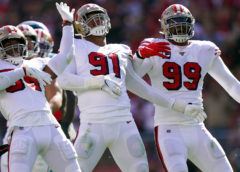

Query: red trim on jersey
[0,69,13,73]
[73,125,80,145]
[154,126,168,172]
[62,20,70,24]
[8,131,14,172]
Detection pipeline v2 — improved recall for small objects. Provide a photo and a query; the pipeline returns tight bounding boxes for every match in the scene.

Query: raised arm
[44,2,75,79]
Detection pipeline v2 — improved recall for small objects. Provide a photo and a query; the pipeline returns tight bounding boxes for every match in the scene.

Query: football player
[17,23,63,172]
[132,4,234,172]
[17,24,40,59]
[21,19,77,172]
[57,3,205,172]
[0,2,81,172]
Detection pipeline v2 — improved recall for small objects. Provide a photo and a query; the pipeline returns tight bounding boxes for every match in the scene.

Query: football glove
[23,65,52,86]
[137,41,171,59]
[102,74,122,98]
[172,99,207,123]
[184,104,207,123]
[56,2,75,22]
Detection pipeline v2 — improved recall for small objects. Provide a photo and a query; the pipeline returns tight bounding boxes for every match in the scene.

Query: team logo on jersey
[162,51,171,59]
[179,52,185,56]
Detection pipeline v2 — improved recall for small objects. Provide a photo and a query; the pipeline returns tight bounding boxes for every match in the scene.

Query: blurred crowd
[0,0,240,171]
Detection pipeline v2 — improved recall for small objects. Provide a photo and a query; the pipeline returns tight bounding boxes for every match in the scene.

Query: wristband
[62,20,73,27]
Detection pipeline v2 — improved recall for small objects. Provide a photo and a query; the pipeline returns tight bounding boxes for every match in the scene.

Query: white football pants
[154,123,233,172]
[8,125,81,172]
[74,120,149,172]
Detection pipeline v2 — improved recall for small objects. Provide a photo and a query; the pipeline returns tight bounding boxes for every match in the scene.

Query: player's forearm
[46,25,74,78]
[57,72,105,92]
[0,68,25,90]
[209,56,240,103]
[126,59,174,108]
[45,80,63,113]
[132,54,152,77]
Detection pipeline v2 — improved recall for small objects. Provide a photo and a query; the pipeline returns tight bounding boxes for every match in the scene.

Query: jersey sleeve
[208,55,240,103]
[118,44,133,59]
[47,26,74,76]
[57,57,105,92]
[125,58,175,108]
[132,38,158,77]
[0,68,25,91]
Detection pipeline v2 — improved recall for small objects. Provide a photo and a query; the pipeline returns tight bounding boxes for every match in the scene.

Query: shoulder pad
[191,40,221,57]
[204,41,221,57]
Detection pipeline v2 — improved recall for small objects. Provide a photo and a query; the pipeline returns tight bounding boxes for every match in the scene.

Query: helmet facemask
[162,16,194,43]
[35,28,54,58]
[25,35,39,59]
[0,38,27,65]
[38,40,53,57]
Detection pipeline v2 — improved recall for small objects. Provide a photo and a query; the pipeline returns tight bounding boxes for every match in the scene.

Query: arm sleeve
[132,54,153,77]
[125,59,175,108]
[0,68,25,90]
[208,56,240,103]
[57,59,105,91]
[47,25,74,76]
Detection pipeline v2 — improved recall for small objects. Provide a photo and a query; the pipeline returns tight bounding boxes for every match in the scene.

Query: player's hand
[56,2,75,22]
[184,104,207,123]
[172,100,207,123]
[102,74,121,98]
[137,41,171,59]
[23,65,52,86]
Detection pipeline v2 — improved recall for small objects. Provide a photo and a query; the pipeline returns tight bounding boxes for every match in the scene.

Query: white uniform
[58,39,150,172]
[133,38,235,172]
[0,58,80,172]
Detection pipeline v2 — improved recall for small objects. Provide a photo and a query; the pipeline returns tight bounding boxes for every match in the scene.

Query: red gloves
[137,41,171,59]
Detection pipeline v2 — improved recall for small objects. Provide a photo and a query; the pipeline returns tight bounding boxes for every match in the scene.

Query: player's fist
[172,99,207,123]
[102,74,121,98]
[56,2,75,22]
[137,41,171,59]
[23,65,52,86]
[184,104,207,123]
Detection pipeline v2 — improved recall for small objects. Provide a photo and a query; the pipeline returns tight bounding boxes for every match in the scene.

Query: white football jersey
[71,39,133,123]
[133,38,222,126]
[0,58,58,127]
